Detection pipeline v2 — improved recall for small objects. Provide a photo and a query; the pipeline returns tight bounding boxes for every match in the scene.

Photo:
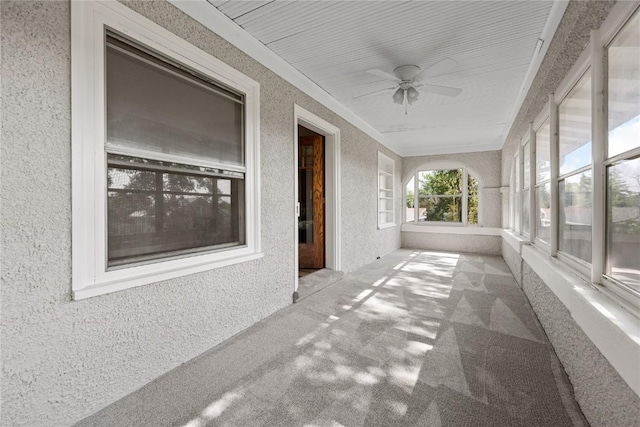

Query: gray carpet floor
[76,249,588,427]
[297,268,344,301]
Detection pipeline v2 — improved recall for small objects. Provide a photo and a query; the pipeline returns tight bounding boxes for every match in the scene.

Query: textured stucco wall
[402,150,502,228]
[402,233,501,255]
[501,240,523,287]
[0,1,401,425]
[522,263,640,427]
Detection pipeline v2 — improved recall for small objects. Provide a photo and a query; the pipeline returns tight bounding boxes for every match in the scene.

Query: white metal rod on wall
[519,143,525,235]
[549,93,559,257]
[591,29,605,284]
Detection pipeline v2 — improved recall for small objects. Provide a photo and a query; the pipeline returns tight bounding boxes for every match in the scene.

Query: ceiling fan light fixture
[392,88,404,105]
[407,86,419,105]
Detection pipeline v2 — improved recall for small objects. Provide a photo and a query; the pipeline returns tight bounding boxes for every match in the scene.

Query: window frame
[377,151,396,229]
[533,111,551,250]
[509,1,640,308]
[403,163,480,226]
[71,1,262,300]
[520,133,533,238]
[601,6,640,302]
[514,152,521,233]
[556,68,594,269]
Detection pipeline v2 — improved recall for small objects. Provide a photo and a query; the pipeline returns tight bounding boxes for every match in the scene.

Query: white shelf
[378,151,395,229]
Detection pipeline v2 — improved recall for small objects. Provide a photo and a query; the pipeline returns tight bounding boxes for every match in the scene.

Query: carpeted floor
[75,249,588,427]
[297,268,344,300]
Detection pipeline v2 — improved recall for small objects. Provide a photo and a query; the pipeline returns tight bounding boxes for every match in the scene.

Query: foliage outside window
[405,167,478,225]
[107,155,244,266]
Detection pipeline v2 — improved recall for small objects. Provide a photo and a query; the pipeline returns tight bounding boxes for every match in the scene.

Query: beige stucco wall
[0,1,401,425]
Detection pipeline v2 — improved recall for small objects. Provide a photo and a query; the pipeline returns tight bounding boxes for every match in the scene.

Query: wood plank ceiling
[207,0,555,155]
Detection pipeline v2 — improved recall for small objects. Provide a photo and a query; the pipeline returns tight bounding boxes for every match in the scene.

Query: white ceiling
[203,0,564,156]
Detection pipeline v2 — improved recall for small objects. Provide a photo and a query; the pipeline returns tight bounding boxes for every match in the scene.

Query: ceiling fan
[359,58,462,114]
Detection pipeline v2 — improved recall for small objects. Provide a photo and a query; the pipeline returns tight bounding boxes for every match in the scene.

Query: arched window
[404,165,480,225]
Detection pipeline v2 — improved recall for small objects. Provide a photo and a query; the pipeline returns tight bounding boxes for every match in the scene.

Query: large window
[558,70,592,265]
[510,3,640,305]
[605,8,640,293]
[106,33,246,266]
[405,167,479,225]
[71,1,261,299]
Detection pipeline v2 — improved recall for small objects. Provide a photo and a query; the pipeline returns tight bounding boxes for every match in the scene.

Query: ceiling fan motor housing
[393,65,420,81]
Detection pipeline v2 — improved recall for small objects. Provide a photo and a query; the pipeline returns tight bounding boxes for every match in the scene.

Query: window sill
[521,244,640,397]
[73,250,264,300]
[378,222,397,230]
[501,229,530,254]
[402,224,501,236]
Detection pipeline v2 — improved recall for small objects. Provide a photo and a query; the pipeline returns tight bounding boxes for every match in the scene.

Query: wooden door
[298,135,325,269]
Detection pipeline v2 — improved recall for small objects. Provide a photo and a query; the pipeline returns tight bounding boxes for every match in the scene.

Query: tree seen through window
[406,168,478,224]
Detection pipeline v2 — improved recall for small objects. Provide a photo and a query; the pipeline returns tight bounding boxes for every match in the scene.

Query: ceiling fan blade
[366,69,401,82]
[413,58,458,81]
[419,84,462,97]
[353,86,397,99]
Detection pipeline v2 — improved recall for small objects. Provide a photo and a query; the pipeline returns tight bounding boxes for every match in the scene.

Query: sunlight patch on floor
[182,390,244,427]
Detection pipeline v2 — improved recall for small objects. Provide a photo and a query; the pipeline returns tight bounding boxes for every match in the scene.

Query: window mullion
[591,29,606,284]
[462,168,468,226]
[529,124,536,243]
[518,143,525,235]
[155,172,165,233]
[549,93,560,256]
[414,172,418,224]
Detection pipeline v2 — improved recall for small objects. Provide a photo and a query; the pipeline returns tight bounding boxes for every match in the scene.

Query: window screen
[107,155,245,266]
[106,33,245,169]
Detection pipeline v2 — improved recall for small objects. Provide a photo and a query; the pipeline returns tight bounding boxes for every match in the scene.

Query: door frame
[294,104,341,292]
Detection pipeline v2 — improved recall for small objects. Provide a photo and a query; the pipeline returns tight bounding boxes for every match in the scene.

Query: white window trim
[377,151,396,229]
[533,116,551,247]
[71,1,262,300]
[521,132,533,238]
[514,152,521,233]
[403,161,482,227]
[509,161,516,230]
